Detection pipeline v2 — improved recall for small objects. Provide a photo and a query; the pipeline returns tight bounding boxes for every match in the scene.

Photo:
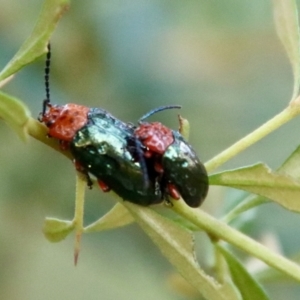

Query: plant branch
[73,173,86,265]
[205,103,300,173]
[25,117,73,160]
[172,199,300,282]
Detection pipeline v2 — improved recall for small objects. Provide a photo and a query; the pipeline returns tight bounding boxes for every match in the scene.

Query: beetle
[133,107,209,207]
[39,43,162,205]
[39,43,208,208]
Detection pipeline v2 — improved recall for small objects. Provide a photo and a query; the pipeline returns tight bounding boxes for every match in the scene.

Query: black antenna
[139,105,181,123]
[42,42,51,116]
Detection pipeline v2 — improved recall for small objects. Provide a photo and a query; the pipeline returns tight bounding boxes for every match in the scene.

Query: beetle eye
[46,120,54,127]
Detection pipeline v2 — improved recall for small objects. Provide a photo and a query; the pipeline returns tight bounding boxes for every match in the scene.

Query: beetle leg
[97,179,111,192]
[178,115,190,141]
[167,182,181,200]
[59,140,70,151]
[164,198,173,207]
[134,138,150,189]
[73,160,93,189]
[154,161,164,173]
[85,174,93,189]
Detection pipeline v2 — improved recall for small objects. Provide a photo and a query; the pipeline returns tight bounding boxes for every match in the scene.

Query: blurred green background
[1,0,300,299]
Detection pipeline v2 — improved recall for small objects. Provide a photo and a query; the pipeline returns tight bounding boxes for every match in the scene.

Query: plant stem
[26,117,73,159]
[73,173,86,265]
[172,200,300,282]
[205,104,300,173]
[222,195,267,224]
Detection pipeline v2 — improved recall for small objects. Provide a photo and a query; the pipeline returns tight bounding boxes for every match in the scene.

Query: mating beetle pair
[39,44,209,208]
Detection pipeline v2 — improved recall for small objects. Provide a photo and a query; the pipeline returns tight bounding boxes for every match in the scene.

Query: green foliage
[0,91,31,141]
[217,244,269,300]
[273,0,300,99]
[210,162,300,212]
[84,203,134,233]
[43,218,75,242]
[0,0,70,81]
[2,0,300,299]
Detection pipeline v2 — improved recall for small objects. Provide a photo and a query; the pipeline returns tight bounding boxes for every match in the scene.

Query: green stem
[26,117,73,159]
[205,105,300,173]
[222,195,268,224]
[172,200,300,282]
[73,173,86,265]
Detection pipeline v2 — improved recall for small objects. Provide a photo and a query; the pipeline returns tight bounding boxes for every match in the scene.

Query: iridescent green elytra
[161,131,208,207]
[70,108,163,205]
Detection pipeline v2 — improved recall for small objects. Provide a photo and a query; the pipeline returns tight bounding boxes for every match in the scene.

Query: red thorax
[40,103,90,141]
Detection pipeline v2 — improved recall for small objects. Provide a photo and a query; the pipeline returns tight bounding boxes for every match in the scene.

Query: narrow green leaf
[124,202,240,300]
[223,146,300,223]
[84,203,134,233]
[217,244,270,300]
[278,145,300,179]
[210,163,300,212]
[0,91,31,141]
[273,0,300,99]
[43,218,75,242]
[0,75,14,88]
[0,0,70,81]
